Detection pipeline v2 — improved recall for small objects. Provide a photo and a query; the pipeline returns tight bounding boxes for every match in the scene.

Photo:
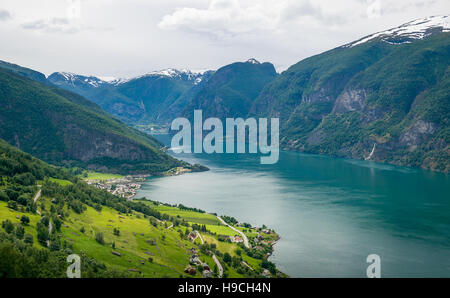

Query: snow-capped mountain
[246,58,261,65]
[47,68,215,124]
[121,68,211,86]
[345,15,449,48]
[49,72,111,88]
[49,68,212,88]
[252,15,450,172]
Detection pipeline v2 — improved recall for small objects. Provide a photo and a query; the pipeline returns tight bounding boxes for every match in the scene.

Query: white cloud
[0,0,448,77]
[158,0,356,40]
[21,17,78,33]
[366,0,382,19]
[66,0,82,20]
[158,0,281,39]
[0,9,12,21]
[20,0,111,34]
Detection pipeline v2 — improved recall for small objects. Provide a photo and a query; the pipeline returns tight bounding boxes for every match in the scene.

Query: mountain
[48,69,214,124]
[47,59,278,124]
[183,59,278,120]
[0,65,185,174]
[0,60,47,84]
[251,15,450,172]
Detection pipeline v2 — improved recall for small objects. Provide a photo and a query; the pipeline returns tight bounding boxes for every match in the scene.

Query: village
[84,175,149,199]
[183,221,280,278]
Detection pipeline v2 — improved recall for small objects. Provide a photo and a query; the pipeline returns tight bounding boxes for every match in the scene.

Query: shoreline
[134,196,288,278]
[85,167,287,277]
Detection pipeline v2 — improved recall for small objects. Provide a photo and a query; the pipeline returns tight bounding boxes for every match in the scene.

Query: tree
[53,217,61,232]
[36,223,49,246]
[1,220,14,234]
[95,232,105,245]
[113,228,120,236]
[261,260,276,275]
[49,237,61,251]
[20,215,30,226]
[223,252,232,264]
[149,217,158,227]
[7,201,17,211]
[15,225,25,239]
[0,191,8,202]
[40,216,49,227]
[24,234,33,245]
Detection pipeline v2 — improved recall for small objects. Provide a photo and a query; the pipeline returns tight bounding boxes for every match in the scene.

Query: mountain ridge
[250,17,450,172]
[0,65,186,174]
[48,68,215,124]
[183,59,278,120]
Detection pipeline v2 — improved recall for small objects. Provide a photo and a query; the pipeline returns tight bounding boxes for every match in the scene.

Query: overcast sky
[0,0,448,78]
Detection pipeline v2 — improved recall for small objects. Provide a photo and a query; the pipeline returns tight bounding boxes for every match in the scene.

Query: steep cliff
[251,16,450,172]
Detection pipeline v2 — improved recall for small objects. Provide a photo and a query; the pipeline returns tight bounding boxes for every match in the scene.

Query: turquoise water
[136,134,450,277]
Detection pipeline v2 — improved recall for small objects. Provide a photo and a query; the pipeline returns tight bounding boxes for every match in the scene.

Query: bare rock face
[110,102,144,119]
[332,89,367,113]
[306,129,326,146]
[302,88,333,103]
[399,120,437,147]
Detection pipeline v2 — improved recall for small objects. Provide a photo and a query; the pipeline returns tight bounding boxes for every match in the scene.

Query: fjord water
[136,134,450,277]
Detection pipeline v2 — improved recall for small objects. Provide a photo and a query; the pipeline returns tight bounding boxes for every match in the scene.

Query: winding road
[32,187,51,246]
[217,216,250,248]
[47,221,53,247]
[195,230,223,278]
[194,230,204,244]
[212,254,223,278]
[33,189,41,203]
[33,189,42,215]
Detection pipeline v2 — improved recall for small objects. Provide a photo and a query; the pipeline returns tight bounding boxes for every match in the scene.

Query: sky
[0,0,448,78]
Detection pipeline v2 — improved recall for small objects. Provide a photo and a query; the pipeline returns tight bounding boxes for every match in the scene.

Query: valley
[22,16,449,173]
[0,13,449,279]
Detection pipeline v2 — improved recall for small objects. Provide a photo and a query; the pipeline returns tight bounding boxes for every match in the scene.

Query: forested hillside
[0,67,184,174]
[251,22,449,172]
[0,139,282,278]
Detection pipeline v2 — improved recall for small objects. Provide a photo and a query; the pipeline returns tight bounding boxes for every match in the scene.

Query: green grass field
[54,201,203,277]
[153,204,221,225]
[78,171,124,181]
[1,194,279,278]
[49,178,73,186]
[0,201,42,248]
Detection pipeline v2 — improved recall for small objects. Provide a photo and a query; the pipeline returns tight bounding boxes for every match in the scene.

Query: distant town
[84,175,149,199]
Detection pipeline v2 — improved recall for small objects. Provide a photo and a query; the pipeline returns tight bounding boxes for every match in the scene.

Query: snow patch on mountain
[345,15,449,48]
[246,58,261,64]
[118,68,212,85]
[50,68,213,87]
[51,72,110,87]
[97,76,118,83]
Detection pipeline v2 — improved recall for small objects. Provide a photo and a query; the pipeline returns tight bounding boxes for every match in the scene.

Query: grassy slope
[22,196,268,277]
[78,170,124,181]
[0,132,280,278]
[0,201,41,247]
